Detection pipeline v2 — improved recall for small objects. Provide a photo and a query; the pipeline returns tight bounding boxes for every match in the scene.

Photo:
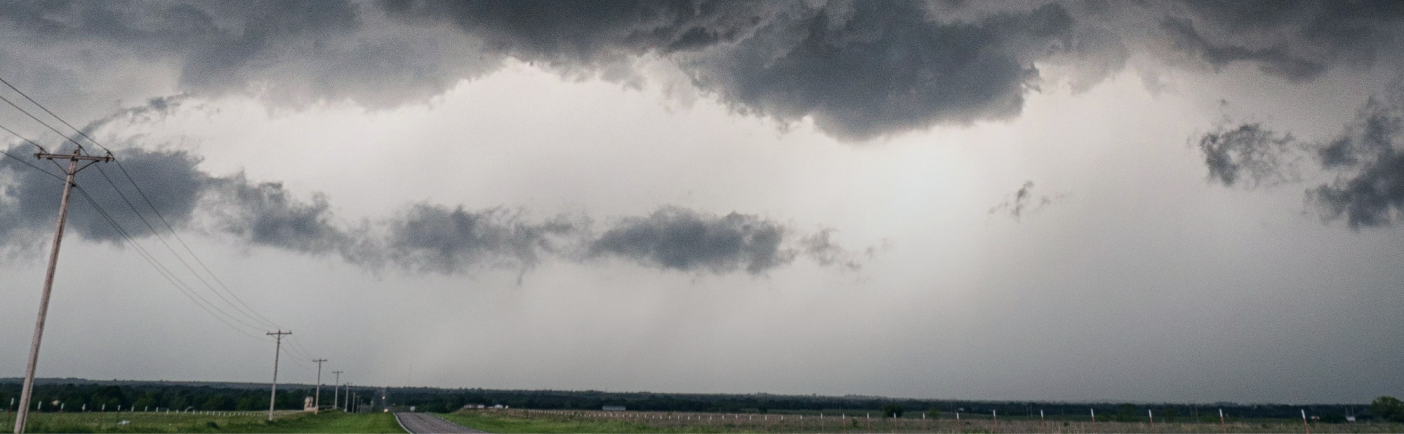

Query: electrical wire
[287,335,320,360]
[0,148,65,183]
[91,163,280,331]
[0,93,87,153]
[71,185,267,341]
[0,75,290,334]
[5,122,270,340]
[0,76,342,364]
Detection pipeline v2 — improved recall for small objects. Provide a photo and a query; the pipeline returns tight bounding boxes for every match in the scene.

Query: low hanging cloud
[206,175,352,256]
[988,181,1061,222]
[588,207,791,274]
[380,204,583,274]
[1,142,868,276]
[0,146,208,247]
[1197,123,1304,188]
[1197,80,1404,228]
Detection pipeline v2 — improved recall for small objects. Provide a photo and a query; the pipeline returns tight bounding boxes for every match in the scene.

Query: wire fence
[464,408,1401,433]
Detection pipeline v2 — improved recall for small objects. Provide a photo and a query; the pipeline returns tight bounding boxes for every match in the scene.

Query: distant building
[603,406,626,412]
[303,397,316,412]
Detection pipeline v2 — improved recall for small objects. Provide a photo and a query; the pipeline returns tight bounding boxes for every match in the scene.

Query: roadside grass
[441,410,683,433]
[442,409,1404,434]
[14,410,403,433]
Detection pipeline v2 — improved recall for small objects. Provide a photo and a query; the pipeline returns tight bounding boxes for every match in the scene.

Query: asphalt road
[394,412,485,434]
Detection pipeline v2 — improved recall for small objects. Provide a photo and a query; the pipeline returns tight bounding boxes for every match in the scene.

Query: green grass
[11,410,404,433]
[442,409,1404,434]
[441,411,673,433]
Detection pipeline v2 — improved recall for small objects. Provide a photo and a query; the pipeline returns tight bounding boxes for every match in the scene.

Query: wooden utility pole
[331,371,343,411]
[14,150,111,434]
[266,330,291,421]
[313,359,327,413]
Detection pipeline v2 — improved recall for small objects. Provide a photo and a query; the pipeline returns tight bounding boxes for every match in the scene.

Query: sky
[1,0,1403,405]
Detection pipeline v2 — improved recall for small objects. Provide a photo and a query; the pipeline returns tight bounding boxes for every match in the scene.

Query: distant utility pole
[331,371,343,411]
[14,149,112,434]
[266,330,292,421]
[312,359,327,413]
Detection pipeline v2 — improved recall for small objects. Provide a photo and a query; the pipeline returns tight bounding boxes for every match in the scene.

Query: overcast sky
[2,0,1403,405]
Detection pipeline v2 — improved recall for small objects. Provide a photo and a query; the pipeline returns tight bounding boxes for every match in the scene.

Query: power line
[5,124,271,341]
[0,93,88,153]
[1,78,338,410]
[287,335,320,360]
[90,163,281,331]
[0,74,287,333]
[0,75,92,150]
[0,123,50,154]
[70,186,267,340]
[0,148,65,184]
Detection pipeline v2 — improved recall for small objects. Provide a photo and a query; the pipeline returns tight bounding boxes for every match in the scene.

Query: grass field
[5,410,404,433]
[441,410,668,433]
[445,409,1404,433]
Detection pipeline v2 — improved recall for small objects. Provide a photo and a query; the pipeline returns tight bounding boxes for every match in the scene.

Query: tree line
[2,380,1396,423]
[0,382,366,412]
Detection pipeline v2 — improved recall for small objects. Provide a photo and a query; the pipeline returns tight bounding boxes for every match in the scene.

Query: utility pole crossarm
[35,151,112,161]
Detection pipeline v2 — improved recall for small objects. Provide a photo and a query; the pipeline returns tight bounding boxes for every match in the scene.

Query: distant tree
[1371,396,1404,422]
[1319,414,1347,424]
[1117,404,1138,422]
[235,395,258,411]
[202,395,230,411]
[132,393,157,411]
[1163,408,1179,422]
[882,404,904,418]
[926,408,941,419]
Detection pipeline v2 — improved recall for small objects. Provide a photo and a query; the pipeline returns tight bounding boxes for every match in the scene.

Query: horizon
[0,377,1379,407]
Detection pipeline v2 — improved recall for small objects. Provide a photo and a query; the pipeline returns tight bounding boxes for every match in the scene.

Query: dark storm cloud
[1198,81,1404,228]
[0,0,501,111]
[207,175,351,255]
[0,0,1092,141]
[381,0,775,69]
[380,204,582,274]
[387,0,1077,141]
[5,1,1400,142]
[1197,123,1303,188]
[0,146,208,247]
[687,2,1074,140]
[589,206,793,274]
[2,138,867,275]
[1159,17,1326,82]
[1308,90,1404,228]
[1160,0,1404,81]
